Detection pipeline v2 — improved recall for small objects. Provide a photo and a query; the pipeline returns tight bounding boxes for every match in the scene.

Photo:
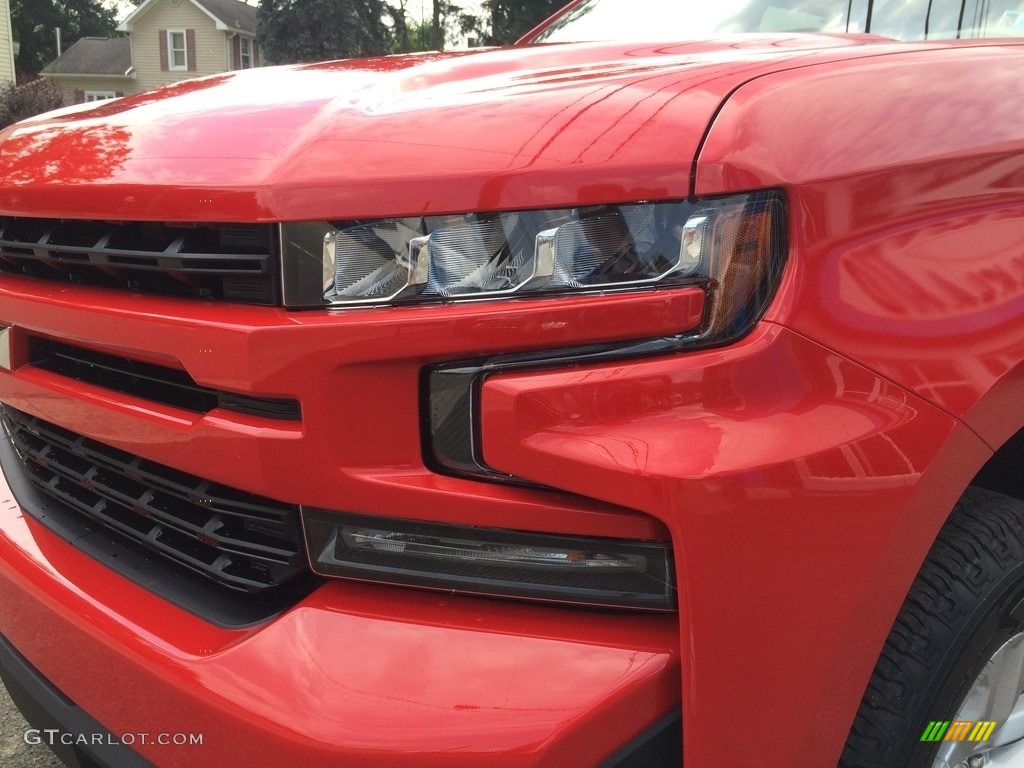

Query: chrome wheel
[933,632,1024,768]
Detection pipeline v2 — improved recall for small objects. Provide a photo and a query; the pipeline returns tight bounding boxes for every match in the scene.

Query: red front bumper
[0,474,679,767]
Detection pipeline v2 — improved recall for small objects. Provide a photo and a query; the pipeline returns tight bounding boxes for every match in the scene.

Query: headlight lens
[280,192,784,317]
[303,508,677,610]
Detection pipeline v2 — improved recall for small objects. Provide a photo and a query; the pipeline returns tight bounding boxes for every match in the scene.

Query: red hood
[0,36,897,222]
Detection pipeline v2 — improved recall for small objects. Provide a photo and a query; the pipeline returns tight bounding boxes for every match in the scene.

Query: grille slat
[29,338,301,422]
[16,437,297,563]
[0,217,280,305]
[1,407,306,593]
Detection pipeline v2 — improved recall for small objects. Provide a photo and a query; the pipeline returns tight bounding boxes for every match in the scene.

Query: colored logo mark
[921,720,998,742]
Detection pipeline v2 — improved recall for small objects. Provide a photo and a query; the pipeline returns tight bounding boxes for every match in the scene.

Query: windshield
[530,0,1024,43]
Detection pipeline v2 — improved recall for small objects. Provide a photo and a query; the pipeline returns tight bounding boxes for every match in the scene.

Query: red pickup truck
[1,0,1023,766]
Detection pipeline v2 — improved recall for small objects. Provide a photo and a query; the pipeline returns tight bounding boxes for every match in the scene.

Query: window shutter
[74,89,84,104]
[232,36,241,70]
[253,42,259,67]
[186,29,196,71]
[159,30,168,71]
[115,92,124,97]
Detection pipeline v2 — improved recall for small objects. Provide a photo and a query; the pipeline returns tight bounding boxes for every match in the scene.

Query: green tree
[257,0,393,64]
[391,0,476,52]
[386,0,412,52]
[431,0,480,50]
[391,17,431,53]
[482,0,564,44]
[10,0,118,79]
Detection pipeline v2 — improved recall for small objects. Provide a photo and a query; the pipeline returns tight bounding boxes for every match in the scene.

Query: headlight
[303,508,676,610]
[280,191,785,332]
[419,192,787,482]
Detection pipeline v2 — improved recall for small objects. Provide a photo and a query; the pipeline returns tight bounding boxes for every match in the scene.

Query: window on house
[240,37,253,69]
[85,91,117,102]
[168,30,187,70]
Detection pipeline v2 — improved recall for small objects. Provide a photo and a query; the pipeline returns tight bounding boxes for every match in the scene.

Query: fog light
[303,509,676,610]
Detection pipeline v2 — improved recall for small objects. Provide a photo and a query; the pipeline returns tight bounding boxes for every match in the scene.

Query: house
[42,0,259,105]
[0,0,14,85]
[41,37,134,104]
[117,0,259,93]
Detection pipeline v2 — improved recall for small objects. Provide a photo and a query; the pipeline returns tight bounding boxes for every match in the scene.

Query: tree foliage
[10,0,118,79]
[0,78,65,130]
[391,17,430,53]
[258,0,562,60]
[257,0,569,62]
[397,0,477,52]
[257,0,393,64]
[481,0,565,44]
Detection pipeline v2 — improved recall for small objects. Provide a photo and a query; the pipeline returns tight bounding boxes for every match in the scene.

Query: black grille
[29,338,301,421]
[1,407,307,593]
[0,217,280,305]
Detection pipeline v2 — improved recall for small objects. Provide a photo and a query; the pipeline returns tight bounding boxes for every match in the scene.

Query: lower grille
[1,407,307,593]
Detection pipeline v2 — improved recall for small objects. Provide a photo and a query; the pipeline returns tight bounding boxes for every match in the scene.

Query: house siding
[130,0,228,92]
[0,0,15,84]
[48,76,134,105]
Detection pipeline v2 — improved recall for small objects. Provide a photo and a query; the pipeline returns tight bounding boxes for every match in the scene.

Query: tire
[839,486,1024,768]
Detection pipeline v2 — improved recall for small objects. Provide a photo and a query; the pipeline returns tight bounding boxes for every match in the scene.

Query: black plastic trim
[600,707,682,768]
[0,633,154,768]
[423,332,700,484]
[29,337,301,421]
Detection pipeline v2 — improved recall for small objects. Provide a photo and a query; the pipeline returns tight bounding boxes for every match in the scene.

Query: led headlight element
[303,508,677,610]
[325,219,429,303]
[280,192,784,309]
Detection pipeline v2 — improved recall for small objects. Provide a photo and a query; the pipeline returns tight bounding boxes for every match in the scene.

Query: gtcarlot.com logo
[25,729,203,747]
[920,720,999,743]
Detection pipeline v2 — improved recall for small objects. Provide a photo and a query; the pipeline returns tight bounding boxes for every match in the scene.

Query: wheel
[840,487,1024,768]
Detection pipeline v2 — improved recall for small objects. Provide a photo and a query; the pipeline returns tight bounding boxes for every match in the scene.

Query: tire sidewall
[901,562,1024,767]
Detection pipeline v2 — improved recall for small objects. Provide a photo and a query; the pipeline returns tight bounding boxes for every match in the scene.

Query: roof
[118,0,256,35]
[194,0,256,34]
[41,37,132,76]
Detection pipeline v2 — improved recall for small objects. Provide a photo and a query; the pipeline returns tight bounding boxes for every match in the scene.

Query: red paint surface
[0,31,1021,768]
[481,323,990,765]
[0,36,928,223]
[697,43,1024,448]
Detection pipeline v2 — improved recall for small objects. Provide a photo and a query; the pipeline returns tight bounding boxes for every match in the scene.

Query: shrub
[0,78,65,131]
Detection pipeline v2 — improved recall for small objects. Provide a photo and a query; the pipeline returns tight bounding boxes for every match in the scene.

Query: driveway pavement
[0,682,64,767]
